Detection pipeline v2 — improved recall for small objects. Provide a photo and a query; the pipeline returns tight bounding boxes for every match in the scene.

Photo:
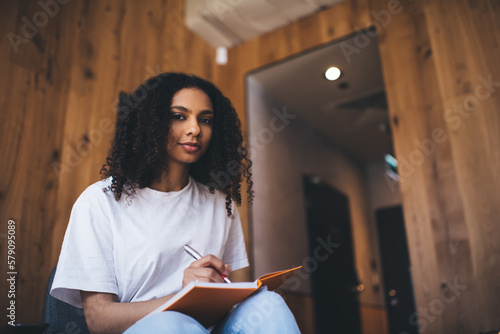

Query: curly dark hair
[100,72,253,216]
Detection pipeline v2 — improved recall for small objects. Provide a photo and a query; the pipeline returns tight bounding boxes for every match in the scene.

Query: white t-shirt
[51,175,249,308]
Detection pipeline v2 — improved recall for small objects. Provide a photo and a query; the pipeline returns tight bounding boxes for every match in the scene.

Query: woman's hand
[183,254,231,288]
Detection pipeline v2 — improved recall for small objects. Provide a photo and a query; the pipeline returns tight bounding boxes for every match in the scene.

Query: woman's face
[165,87,214,166]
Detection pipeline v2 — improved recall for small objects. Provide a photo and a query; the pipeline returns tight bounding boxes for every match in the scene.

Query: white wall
[366,162,402,211]
[247,77,385,305]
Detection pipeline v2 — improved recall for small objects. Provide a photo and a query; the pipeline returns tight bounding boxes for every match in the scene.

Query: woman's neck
[149,163,190,192]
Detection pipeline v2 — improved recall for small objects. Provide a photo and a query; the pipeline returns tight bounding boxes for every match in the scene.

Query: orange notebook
[147,266,302,328]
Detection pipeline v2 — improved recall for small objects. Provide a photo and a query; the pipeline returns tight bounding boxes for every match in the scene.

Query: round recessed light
[325,67,341,81]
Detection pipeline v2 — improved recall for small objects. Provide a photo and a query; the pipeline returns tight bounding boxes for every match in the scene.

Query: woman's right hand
[182,254,231,288]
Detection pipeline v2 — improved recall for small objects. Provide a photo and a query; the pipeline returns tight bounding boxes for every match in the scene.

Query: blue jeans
[124,286,301,333]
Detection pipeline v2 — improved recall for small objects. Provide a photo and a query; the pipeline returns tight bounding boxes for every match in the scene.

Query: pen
[184,244,232,283]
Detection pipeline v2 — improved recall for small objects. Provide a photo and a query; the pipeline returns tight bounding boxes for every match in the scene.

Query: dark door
[376,206,418,334]
[303,175,362,334]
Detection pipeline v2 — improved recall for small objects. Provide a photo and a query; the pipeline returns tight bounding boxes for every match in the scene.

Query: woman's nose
[185,117,201,136]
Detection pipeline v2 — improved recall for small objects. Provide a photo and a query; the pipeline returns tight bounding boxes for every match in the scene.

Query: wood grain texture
[423,0,500,330]
[0,0,218,323]
[1,0,81,324]
[370,0,449,332]
[371,0,500,332]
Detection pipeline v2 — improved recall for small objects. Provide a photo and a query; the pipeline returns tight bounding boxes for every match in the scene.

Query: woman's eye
[171,114,185,120]
[201,118,213,125]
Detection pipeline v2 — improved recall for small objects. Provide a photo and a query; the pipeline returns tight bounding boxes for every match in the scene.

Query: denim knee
[236,288,300,333]
[244,289,289,317]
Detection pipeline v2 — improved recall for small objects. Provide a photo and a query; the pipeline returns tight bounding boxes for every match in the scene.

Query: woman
[51,72,300,333]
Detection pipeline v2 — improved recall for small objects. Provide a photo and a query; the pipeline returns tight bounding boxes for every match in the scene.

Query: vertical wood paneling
[1,0,81,323]
[0,0,218,323]
[423,0,500,330]
[371,0,500,331]
[50,0,119,271]
[370,0,448,332]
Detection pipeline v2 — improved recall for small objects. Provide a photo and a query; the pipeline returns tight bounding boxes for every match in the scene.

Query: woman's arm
[81,291,176,334]
[82,254,231,334]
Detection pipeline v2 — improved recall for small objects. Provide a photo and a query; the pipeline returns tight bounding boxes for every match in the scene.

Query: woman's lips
[180,144,201,152]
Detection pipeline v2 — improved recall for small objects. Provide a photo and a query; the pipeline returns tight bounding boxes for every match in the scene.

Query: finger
[182,268,199,288]
[198,254,230,276]
[195,277,210,283]
[198,267,226,283]
[183,267,200,283]
[187,255,231,278]
[184,266,224,283]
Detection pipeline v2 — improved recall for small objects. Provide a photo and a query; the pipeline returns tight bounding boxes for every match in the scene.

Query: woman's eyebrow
[171,106,213,115]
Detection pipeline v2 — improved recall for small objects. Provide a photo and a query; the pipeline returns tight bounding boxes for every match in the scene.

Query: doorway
[246,30,415,333]
[303,175,362,334]
[376,206,418,334]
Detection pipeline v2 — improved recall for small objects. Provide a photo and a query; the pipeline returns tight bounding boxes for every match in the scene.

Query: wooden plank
[51,0,125,269]
[423,0,500,330]
[0,0,81,323]
[370,0,450,332]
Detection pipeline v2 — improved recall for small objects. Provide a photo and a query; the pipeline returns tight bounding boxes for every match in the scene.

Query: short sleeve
[222,202,250,271]
[50,187,118,308]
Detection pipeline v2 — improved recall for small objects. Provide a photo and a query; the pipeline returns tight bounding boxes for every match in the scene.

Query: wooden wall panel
[423,0,500,330]
[370,0,450,332]
[371,0,500,332]
[1,0,80,324]
[0,0,219,324]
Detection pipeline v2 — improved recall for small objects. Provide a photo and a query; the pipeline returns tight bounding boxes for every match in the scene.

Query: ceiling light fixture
[325,66,341,81]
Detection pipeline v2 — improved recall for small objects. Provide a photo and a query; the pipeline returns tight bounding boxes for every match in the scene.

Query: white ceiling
[247,33,394,164]
[185,0,346,47]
